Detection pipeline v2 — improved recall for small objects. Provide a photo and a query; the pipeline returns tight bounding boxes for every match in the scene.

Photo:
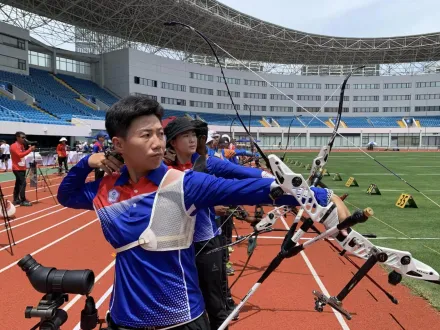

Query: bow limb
[335,229,440,284]
[307,68,363,186]
[164,21,275,176]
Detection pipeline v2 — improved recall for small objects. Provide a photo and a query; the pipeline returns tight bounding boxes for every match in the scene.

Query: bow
[164,21,440,326]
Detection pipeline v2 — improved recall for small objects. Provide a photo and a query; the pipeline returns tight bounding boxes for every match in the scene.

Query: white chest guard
[115,169,196,253]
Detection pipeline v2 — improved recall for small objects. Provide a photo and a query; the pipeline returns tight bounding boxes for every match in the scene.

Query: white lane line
[280,221,350,329]
[0,207,67,233]
[3,182,63,198]
[0,210,90,251]
[0,204,61,227]
[0,218,99,274]
[1,174,63,189]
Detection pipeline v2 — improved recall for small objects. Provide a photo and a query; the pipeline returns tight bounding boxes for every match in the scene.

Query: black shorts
[1,154,10,161]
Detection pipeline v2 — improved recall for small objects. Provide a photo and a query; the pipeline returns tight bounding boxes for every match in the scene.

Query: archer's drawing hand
[88,153,124,175]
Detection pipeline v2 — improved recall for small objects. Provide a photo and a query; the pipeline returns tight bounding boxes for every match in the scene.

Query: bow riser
[308,145,330,184]
[337,230,440,282]
[254,205,290,231]
[268,155,332,222]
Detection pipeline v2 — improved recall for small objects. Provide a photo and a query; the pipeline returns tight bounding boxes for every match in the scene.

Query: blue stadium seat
[0,96,72,125]
[341,117,372,128]
[0,68,106,122]
[369,117,400,128]
[57,73,119,106]
[415,116,440,127]
[271,117,304,127]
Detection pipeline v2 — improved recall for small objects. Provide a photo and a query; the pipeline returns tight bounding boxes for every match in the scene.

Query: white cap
[222,134,230,142]
[59,137,67,142]
[206,131,213,144]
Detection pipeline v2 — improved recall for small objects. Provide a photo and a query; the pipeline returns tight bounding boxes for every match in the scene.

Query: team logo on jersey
[108,189,120,203]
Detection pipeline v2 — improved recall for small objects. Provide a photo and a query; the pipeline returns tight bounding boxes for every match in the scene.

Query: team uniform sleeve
[57,154,101,210]
[10,144,32,158]
[234,149,253,157]
[206,155,273,179]
[183,170,331,212]
[92,144,100,153]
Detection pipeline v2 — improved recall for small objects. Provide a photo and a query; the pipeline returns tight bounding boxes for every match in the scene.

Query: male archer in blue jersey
[57,96,348,330]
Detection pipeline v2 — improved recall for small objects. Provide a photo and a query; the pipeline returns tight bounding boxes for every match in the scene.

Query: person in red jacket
[57,137,69,174]
[10,131,35,206]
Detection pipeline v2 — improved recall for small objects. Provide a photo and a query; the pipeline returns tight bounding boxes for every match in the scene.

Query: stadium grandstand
[0,1,440,149]
[3,2,440,330]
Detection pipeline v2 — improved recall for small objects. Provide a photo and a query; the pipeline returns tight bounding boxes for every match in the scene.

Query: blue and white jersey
[57,155,330,328]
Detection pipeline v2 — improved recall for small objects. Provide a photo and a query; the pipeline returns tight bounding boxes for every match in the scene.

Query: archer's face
[171,130,197,157]
[112,114,165,172]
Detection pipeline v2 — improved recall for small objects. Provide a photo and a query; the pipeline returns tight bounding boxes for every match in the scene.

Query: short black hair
[105,96,164,139]
[15,131,25,138]
[192,120,208,137]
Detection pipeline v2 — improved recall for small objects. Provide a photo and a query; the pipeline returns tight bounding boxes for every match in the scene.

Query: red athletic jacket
[10,142,32,171]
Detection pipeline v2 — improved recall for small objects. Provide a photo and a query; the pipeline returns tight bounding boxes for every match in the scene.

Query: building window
[415,106,440,112]
[0,33,25,50]
[383,95,411,101]
[190,72,213,81]
[270,106,294,112]
[324,107,349,112]
[353,95,379,101]
[270,94,294,100]
[244,79,266,87]
[325,84,350,89]
[325,96,349,101]
[415,94,440,100]
[190,101,213,108]
[190,86,213,95]
[134,76,157,87]
[383,107,410,112]
[17,39,25,50]
[161,97,186,106]
[217,76,240,84]
[217,90,240,97]
[297,95,321,101]
[353,107,379,112]
[384,83,411,89]
[161,82,186,92]
[217,103,240,110]
[245,105,266,111]
[353,84,380,89]
[297,83,321,89]
[29,51,51,67]
[416,81,440,88]
[271,82,294,88]
[244,92,266,99]
[18,59,26,70]
[297,107,320,112]
[56,56,91,75]
[0,54,25,70]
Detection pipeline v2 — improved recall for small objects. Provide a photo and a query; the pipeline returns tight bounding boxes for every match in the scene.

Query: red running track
[1,178,439,329]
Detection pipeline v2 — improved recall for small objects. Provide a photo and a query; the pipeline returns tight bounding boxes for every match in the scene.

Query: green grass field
[275,151,440,309]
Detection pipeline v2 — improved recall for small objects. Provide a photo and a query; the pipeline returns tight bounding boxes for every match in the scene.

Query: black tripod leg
[0,186,15,255]
[313,250,388,320]
[38,167,58,205]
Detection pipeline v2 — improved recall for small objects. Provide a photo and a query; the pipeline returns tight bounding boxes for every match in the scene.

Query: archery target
[1,200,16,218]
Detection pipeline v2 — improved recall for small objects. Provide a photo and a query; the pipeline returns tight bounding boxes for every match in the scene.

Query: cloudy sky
[218,0,439,37]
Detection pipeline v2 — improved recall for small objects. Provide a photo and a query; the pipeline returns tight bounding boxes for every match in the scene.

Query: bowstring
[211,41,440,209]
